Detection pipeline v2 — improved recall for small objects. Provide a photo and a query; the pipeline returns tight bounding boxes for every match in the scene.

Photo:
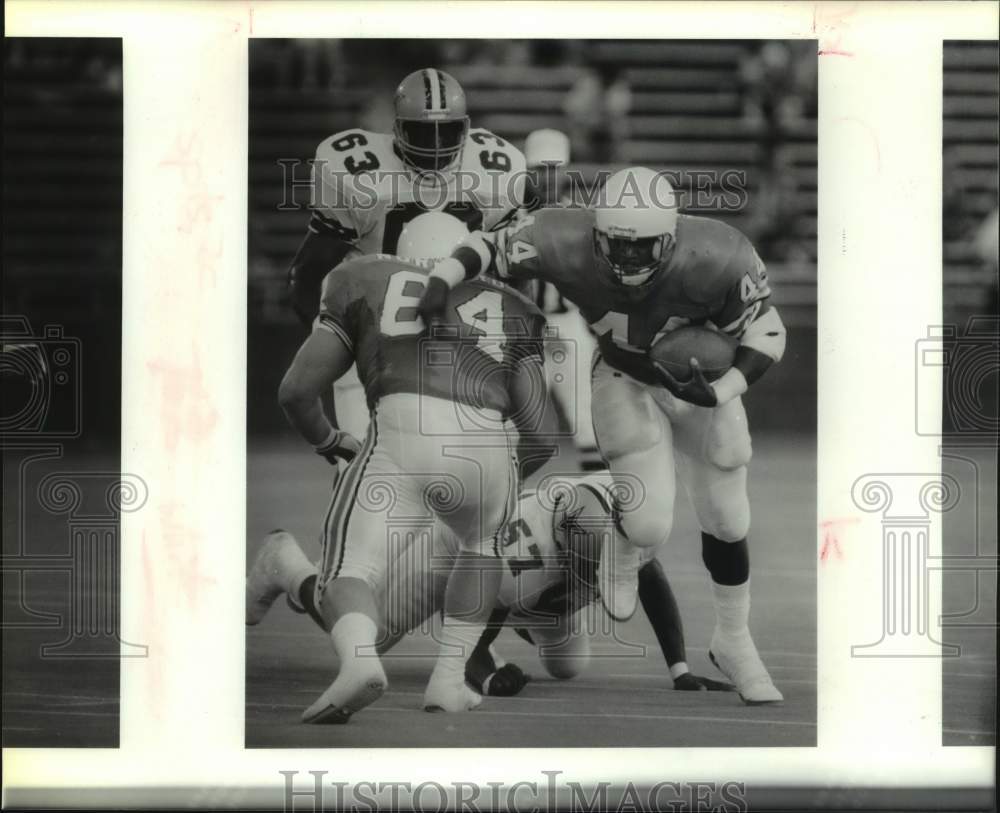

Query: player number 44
[380,270,505,362]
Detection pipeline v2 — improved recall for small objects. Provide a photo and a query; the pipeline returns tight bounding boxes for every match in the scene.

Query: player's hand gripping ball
[650,326,737,408]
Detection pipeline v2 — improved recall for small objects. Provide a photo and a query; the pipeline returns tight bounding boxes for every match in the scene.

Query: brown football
[650,326,738,382]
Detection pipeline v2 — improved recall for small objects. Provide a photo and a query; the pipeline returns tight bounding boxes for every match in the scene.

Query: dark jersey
[489,208,772,382]
[317,254,546,415]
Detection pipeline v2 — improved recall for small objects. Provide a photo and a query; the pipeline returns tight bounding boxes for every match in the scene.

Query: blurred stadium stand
[3,40,123,447]
[2,39,123,748]
[943,41,999,318]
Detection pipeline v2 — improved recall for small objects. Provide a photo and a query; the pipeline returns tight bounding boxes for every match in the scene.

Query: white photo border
[4,0,997,804]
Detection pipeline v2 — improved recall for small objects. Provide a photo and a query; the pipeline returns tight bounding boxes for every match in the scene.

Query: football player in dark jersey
[416,167,786,704]
[277,213,557,720]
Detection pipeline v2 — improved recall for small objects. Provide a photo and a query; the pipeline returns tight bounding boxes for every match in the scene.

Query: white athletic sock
[330,612,378,669]
[284,566,318,612]
[711,579,751,635]
[669,662,690,680]
[434,617,485,679]
[276,536,318,604]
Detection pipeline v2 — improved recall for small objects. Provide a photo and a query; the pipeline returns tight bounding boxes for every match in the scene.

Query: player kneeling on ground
[247,474,733,702]
[274,212,556,721]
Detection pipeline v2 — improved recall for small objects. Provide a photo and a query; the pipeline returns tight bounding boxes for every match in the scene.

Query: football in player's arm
[415,170,788,705]
[417,208,786,409]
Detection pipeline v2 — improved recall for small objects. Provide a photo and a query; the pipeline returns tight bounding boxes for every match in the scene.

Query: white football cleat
[423,674,483,713]
[246,530,314,626]
[301,665,387,724]
[708,629,784,705]
[598,535,640,621]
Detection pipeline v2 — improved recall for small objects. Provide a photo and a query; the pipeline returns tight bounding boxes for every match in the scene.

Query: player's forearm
[280,393,333,447]
[278,373,334,447]
[716,306,786,402]
[429,233,496,288]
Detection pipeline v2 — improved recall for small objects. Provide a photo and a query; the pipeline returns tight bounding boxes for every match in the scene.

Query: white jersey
[310,127,526,255]
[495,474,622,624]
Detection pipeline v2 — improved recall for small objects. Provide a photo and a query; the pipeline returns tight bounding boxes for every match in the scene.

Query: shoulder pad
[674,215,754,293]
[314,129,400,176]
[463,129,527,176]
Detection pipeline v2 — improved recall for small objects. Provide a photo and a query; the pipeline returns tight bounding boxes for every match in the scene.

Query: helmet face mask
[394,117,469,173]
[593,227,671,287]
[393,68,470,174]
[593,166,679,287]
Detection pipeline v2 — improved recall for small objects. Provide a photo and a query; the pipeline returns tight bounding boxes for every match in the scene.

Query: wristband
[429,257,465,289]
[314,425,341,453]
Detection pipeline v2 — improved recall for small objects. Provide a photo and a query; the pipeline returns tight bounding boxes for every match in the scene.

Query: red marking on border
[146,351,219,453]
[819,517,859,562]
[158,502,216,606]
[813,2,857,59]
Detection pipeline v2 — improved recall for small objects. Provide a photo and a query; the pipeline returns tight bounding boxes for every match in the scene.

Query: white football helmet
[393,68,469,173]
[525,128,570,169]
[397,212,469,263]
[594,166,678,287]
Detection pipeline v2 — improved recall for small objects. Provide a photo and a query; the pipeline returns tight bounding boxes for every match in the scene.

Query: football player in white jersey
[287,67,526,440]
[247,474,734,704]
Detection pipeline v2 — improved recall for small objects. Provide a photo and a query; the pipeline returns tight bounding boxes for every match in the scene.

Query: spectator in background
[942,146,979,243]
[740,41,814,155]
[563,59,631,163]
[972,202,998,313]
[973,204,999,272]
[744,155,813,266]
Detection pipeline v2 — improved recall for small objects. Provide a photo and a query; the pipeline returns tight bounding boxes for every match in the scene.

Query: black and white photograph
[246,38,818,748]
[3,2,997,809]
[2,37,126,747]
[940,39,998,747]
